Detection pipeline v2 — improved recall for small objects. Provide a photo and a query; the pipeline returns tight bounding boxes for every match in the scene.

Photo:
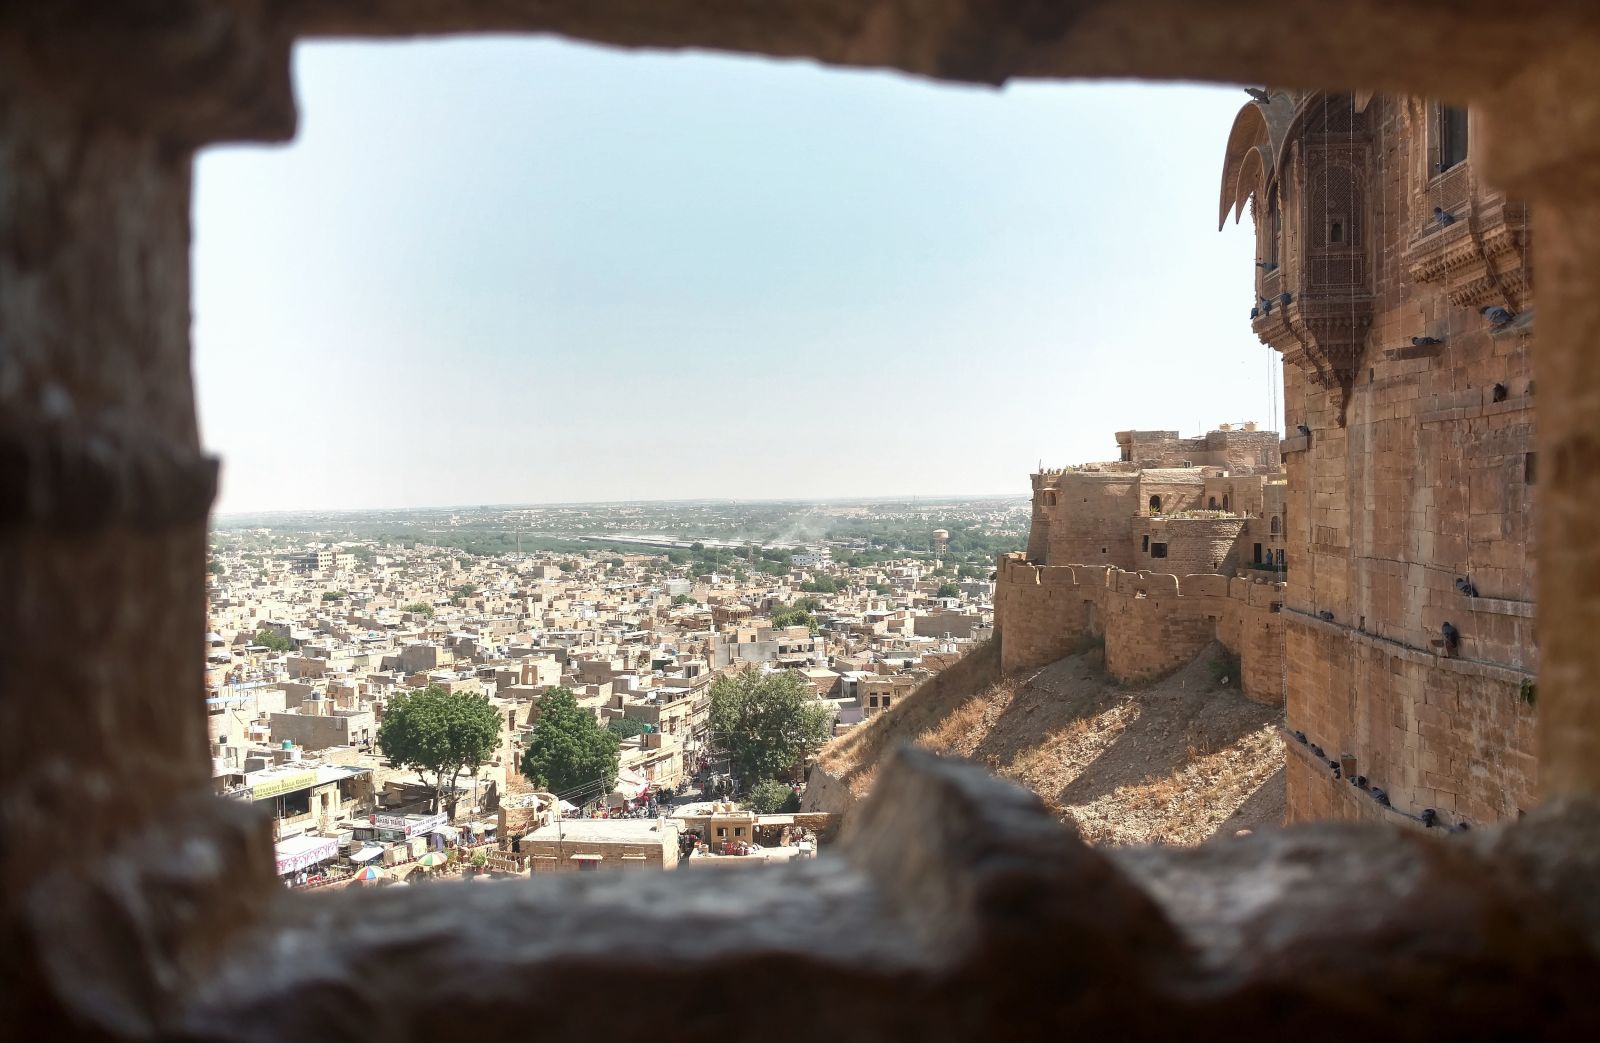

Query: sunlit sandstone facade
[1223,91,1537,827]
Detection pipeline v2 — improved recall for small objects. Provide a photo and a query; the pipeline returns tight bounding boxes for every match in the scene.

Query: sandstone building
[1026,425,1286,577]
[1222,91,1537,828]
[997,426,1290,703]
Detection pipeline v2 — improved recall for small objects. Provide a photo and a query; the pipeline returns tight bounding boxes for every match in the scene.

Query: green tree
[873,583,894,596]
[709,669,833,787]
[454,583,478,598]
[672,593,695,607]
[609,558,625,568]
[606,717,650,740]
[403,602,435,618]
[321,590,347,602]
[934,582,961,599]
[254,628,292,652]
[207,559,225,576]
[800,576,838,593]
[377,684,503,813]
[745,779,800,814]
[771,606,816,633]
[521,687,621,797]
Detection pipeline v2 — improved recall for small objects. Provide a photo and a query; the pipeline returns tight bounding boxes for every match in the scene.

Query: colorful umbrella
[416,852,449,868]
[354,866,384,882]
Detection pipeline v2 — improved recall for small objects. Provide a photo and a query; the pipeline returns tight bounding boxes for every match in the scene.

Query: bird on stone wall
[1353,774,1369,789]
[1310,743,1325,758]
[1492,382,1508,402]
[1452,821,1472,832]
[1297,424,1311,436]
[1420,808,1438,827]
[1255,260,1278,271]
[1245,87,1272,103]
[1279,291,1293,307]
[1250,305,1261,319]
[1411,336,1443,347]
[1441,621,1461,652]
[1482,305,1514,327]
[1455,577,1479,597]
[1293,730,1308,744]
[1261,297,1274,315]
[1433,206,1456,226]
[1317,609,1335,622]
[1372,787,1391,807]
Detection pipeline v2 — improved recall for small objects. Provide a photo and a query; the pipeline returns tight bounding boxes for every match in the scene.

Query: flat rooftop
[526,818,675,843]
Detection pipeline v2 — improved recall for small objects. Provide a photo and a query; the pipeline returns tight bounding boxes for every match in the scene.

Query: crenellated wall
[994,554,1287,704]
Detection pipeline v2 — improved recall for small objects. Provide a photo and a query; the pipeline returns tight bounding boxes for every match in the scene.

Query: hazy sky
[194,38,1268,515]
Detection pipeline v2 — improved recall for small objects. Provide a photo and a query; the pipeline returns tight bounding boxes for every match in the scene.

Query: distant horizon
[210,489,1031,522]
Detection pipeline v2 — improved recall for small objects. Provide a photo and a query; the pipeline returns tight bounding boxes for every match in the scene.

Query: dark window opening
[1267,190,1282,265]
[1330,219,1345,244]
[1142,535,1150,552]
[1149,495,1162,514]
[1254,543,1263,564]
[1151,543,1169,559]
[1271,516,1281,535]
[1525,452,1537,484]
[1223,494,1231,511]
[1208,497,1218,509]
[1439,105,1469,171]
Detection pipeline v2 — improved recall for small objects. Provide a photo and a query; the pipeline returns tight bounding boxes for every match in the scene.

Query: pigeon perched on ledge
[1492,382,1508,402]
[1482,305,1514,327]
[1433,206,1456,226]
[1297,424,1311,436]
[1372,788,1391,807]
[1255,260,1278,271]
[1420,808,1437,828]
[1442,621,1460,652]
[1454,577,1478,598]
[1244,87,1271,103]
[1411,336,1442,347]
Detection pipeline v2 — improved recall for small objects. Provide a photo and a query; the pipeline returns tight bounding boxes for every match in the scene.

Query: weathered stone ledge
[1285,608,1532,684]
[16,748,1597,1042]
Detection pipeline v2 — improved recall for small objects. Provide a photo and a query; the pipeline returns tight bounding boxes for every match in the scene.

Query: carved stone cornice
[1405,198,1531,309]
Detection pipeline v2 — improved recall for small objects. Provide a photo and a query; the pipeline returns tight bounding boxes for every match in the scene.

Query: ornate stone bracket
[1406,197,1531,310]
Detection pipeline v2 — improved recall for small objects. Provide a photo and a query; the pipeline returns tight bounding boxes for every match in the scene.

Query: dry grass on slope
[884,642,1285,846]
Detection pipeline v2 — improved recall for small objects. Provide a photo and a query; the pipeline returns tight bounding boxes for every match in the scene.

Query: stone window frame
[5,5,1598,1039]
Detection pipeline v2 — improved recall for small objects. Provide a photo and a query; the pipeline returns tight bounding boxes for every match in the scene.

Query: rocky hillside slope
[807,641,1284,846]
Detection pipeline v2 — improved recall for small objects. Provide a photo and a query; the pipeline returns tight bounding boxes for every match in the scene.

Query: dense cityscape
[206,497,1026,882]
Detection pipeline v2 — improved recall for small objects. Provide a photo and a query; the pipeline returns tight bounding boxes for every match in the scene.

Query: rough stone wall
[1100,574,1220,684]
[1131,516,1248,576]
[995,556,1286,703]
[1042,472,1139,569]
[993,557,1101,673]
[1285,613,1536,827]
[1237,93,1537,825]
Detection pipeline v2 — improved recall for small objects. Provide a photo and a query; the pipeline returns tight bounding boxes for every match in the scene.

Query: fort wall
[995,554,1287,703]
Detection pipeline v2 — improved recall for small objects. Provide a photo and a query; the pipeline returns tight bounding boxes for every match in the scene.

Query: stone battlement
[995,554,1286,702]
